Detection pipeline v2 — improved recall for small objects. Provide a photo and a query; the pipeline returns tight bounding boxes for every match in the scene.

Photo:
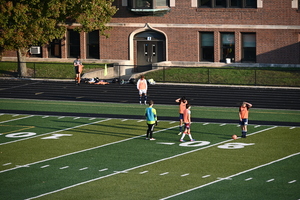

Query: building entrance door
[137,41,163,72]
[134,31,165,72]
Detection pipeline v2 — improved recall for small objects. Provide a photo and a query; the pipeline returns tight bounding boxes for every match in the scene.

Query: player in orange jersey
[239,101,252,138]
[175,96,188,135]
[137,75,148,105]
[73,56,84,86]
[180,104,195,142]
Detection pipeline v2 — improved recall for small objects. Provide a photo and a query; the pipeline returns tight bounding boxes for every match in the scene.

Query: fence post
[34,62,36,78]
[208,68,210,84]
[254,69,257,86]
[163,66,165,82]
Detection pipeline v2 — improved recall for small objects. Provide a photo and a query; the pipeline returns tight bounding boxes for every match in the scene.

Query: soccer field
[0,110,299,200]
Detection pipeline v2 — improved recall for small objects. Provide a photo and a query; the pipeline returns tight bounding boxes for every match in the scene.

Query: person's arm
[245,102,252,108]
[239,107,242,121]
[175,98,181,103]
[136,79,140,90]
[145,79,148,91]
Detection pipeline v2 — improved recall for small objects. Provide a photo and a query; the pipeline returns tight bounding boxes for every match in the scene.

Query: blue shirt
[145,107,157,124]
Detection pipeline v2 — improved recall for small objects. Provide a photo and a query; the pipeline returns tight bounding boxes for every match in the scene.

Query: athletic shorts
[139,89,147,95]
[184,123,191,129]
[239,118,248,125]
[179,114,184,120]
[74,66,79,74]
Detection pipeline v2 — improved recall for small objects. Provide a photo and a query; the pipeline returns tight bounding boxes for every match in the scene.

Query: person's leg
[149,124,155,140]
[143,92,147,105]
[178,114,183,135]
[146,124,151,139]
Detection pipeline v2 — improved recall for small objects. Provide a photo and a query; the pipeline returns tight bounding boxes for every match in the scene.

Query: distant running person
[239,101,252,138]
[180,104,195,142]
[175,97,188,135]
[137,75,148,105]
[145,100,157,140]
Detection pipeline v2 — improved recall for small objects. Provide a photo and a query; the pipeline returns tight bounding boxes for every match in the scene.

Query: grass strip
[0,98,299,123]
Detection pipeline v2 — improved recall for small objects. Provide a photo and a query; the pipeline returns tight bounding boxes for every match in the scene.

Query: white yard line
[0,118,111,146]
[0,124,179,174]
[24,126,277,200]
[0,115,34,124]
[160,151,300,200]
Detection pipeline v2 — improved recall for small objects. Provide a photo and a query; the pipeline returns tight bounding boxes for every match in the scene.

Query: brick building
[3,0,300,74]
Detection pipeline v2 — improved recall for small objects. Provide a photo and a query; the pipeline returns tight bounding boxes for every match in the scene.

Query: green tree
[0,0,117,77]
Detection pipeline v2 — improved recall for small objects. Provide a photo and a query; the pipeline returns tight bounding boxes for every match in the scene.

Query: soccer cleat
[178,132,182,135]
[150,138,156,140]
[145,138,149,140]
[180,139,185,142]
[191,139,195,141]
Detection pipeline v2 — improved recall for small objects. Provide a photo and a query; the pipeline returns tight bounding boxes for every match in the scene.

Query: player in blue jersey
[145,100,157,140]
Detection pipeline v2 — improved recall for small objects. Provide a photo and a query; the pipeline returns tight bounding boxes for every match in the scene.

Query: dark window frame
[198,0,257,8]
[241,32,256,62]
[200,32,214,62]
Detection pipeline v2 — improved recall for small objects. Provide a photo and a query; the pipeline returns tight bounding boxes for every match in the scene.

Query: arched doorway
[134,31,166,72]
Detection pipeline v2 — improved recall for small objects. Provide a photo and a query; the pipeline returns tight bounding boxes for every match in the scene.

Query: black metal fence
[138,66,300,87]
[0,61,109,79]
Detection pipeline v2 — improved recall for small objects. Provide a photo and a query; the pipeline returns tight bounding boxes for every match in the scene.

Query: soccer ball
[232,135,237,140]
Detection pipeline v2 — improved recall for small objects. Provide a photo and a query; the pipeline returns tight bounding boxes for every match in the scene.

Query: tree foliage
[0,0,118,76]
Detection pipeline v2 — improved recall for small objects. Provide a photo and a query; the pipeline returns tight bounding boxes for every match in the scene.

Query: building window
[48,39,61,58]
[130,0,169,8]
[198,0,257,8]
[129,0,170,15]
[221,33,235,62]
[242,33,256,62]
[200,32,214,61]
[67,29,80,58]
[87,31,99,59]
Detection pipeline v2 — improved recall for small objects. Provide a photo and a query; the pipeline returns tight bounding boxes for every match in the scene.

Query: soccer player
[145,100,157,140]
[73,56,84,85]
[175,96,188,135]
[137,75,148,105]
[180,104,195,142]
[239,101,252,138]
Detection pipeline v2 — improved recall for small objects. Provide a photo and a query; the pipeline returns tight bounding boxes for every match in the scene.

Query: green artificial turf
[0,98,299,123]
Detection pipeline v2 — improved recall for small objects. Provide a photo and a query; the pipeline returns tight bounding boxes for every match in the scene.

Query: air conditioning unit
[30,46,41,54]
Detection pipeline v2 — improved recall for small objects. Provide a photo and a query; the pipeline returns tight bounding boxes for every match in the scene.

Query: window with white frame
[129,0,169,9]
[128,0,171,16]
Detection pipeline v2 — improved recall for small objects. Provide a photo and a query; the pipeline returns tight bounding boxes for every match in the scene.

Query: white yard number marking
[5,132,72,140]
[218,143,255,149]
[5,132,36,138]
[179,141,211,147]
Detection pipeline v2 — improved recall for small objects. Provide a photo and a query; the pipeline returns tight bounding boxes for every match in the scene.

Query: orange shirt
[137,79,147,90]
[239,106,249,119]
[183,109,191,123]
[179,100,188,114]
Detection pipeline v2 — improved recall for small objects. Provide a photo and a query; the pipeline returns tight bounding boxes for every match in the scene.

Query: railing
[0,61,109,79]
[137,66,300,87]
